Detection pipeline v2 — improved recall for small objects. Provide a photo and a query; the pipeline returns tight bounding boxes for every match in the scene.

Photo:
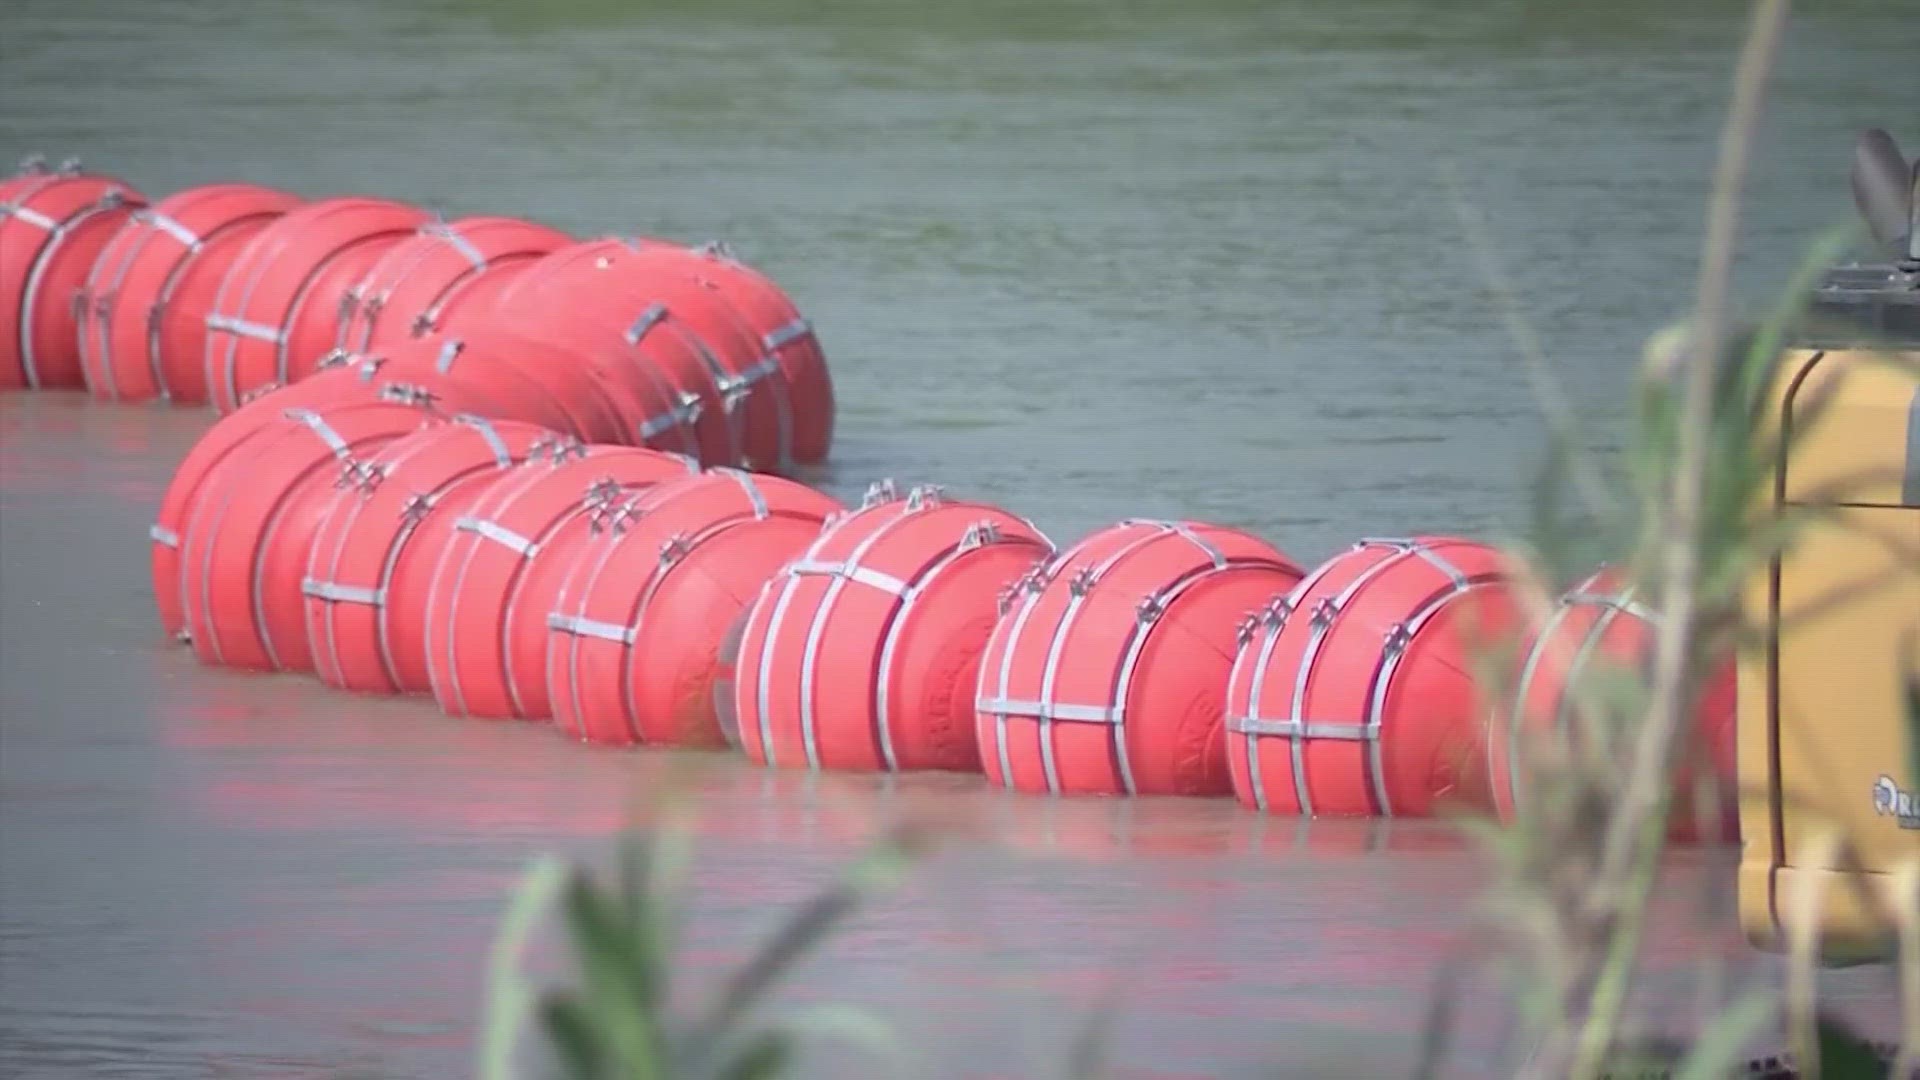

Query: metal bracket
[1067,565,1097,598]
[958,520,1000,551]
[860,478,898,508]
[905,484,945,512]
[658,532,691,565]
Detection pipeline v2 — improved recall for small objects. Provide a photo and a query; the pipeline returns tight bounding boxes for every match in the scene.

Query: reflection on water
[4,0,1917,1075]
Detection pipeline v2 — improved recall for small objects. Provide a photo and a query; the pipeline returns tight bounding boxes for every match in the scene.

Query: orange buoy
[302,416,567,694]
[493,238,767,468]
[630,240,835,465]
[0,162,148,389]
[337,215,572,352]
[421,444,700,719]
[974,519,1305,797]
[734,482,1053,774]
[151,385,357,642]
[177,401,440,671]
[1224,536,1521,817]
[77,183,301,403]
[1489,566,1740,842]
[547,468,841,746]
[202,196,428,412]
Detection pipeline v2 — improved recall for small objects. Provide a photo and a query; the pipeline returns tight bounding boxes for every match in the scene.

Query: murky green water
[2,0,1914,1076]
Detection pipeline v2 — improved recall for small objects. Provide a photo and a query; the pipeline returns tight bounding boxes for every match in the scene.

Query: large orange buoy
[493,238,766,468]
[336,215,572,353]
[628,239,835,465]
[76,183,301,403]
[151,385,359,642]
[734,482,1053,774]
[1489,565,1740,842]
[976,519,1305,797]
[1224,535,1521,817]
[1,162,148,389]
[421,445,699,719]
[547,468,842,747]
[202,196,428,412]
[177,402,440,671]
[302,416,567,694]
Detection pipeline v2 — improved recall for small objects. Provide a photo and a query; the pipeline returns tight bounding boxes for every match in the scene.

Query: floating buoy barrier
[546,468,843,746]
[336,215,572,353]
[302,416,569,694]
[76,183,302,403]
[420,443,699,720]
[977,520,1306,797]
[735,482,1054,774]
[177,401,442,671]
[1224,536,1520,817]
[1490,565,1740,841]
[1,159,149,390]
[7,155,1794,843]
[203,196,431,413]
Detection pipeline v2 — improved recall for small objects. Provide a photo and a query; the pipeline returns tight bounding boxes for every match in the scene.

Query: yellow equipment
[1737,127,1920,962]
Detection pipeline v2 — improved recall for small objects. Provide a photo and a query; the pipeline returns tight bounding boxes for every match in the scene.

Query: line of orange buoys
[1,155,1737,837]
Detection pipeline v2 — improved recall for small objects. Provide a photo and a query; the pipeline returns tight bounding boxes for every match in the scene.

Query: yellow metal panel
[1780,348,1919,508]
[1774,506,1920,867]
[1738,345,1920,961]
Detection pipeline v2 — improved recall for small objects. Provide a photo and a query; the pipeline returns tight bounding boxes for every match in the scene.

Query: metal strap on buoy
[622,302,719,457]
[19,188,135,388]
[1227,537,1486,817]
[81,208,165,401]
[763,317,813,353]
[545,468,782,721]
[1499,571,1650,807]
[454,515,538,557]
[870,514,1038,773]
[785,485,946,767]
[423,218,488,271]
[746,480,897,766]
[146,207,278,401]
[979,520,1228,795]
[206,208,306,406]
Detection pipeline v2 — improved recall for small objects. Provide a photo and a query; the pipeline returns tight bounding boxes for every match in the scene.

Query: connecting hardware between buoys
[976,519,1305,797]
[302,416,569,694]
[420,444,700,719]
[545,469,842,747]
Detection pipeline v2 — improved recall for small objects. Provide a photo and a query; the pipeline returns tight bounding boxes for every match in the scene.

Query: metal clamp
[1067,564,1097,597]
[300,578,385,606]
[315,347,354,371]
[658,532,691,566]
[905,484,944,512]
[860,478,898,508]
[957,520,1000,551]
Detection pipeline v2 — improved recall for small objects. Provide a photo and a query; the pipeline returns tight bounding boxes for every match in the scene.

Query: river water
[2,0,1915,1076]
